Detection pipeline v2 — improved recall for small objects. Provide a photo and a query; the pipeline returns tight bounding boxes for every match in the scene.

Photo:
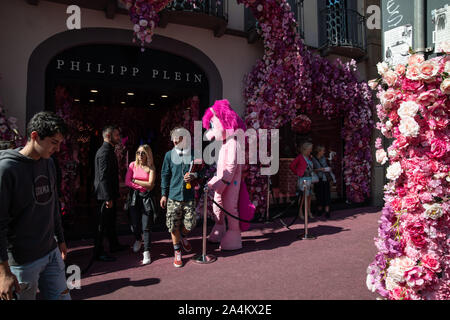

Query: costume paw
[208,223,226,243]
[220,230,242,251]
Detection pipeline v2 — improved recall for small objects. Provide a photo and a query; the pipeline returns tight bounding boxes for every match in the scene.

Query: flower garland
[366,49,450,300]
[54,86,81,216]
[122,0,374,216]
[121,0,178,50]
[291,114,311,134]
[238,0,373,214]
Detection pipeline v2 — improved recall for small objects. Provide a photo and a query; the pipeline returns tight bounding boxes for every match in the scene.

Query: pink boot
[220,230,242,251]
[220,213,242,251]
[208,223,226,243]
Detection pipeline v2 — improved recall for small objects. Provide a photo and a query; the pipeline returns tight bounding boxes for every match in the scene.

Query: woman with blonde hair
[125,144,157,265]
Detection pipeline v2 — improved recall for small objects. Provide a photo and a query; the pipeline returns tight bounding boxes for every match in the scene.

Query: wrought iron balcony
[159,0,229,37]
[245,0,304,44]
[319,7,367,59]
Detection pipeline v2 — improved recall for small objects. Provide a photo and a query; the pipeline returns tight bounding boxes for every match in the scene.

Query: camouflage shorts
[166,199,197,233]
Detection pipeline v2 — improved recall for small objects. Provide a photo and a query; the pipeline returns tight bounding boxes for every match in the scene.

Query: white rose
[390,256,416,272]
[366,274,377,292]
[376,149,388,165]
[386,162,402,180]
[385,275,400,291]
[139,19,148,27]
[445,61,450,74]
[423,203,444,220]
[440,78,450,95]
[399,116,420,137]
[388,147,398,159]
[398,101,420,119]
[377,62,390,76]
[385,120,393,130]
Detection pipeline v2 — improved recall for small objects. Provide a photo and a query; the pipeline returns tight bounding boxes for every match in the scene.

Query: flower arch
[122,0,374,215]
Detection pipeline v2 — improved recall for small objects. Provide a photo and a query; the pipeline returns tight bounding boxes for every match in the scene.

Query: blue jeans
[9,247,71,300]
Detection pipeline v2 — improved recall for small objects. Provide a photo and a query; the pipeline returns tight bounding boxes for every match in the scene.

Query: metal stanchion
[192,186,217,264]
[265,175,271,223]
[298,180,316,240]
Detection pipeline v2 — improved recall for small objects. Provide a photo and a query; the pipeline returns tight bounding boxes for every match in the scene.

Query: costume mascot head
[202,99,256,250]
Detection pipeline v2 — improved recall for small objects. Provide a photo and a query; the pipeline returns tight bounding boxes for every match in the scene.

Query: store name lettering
[56,59,202,83]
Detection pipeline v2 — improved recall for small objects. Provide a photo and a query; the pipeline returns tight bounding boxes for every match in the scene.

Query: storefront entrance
[45,43,210,239]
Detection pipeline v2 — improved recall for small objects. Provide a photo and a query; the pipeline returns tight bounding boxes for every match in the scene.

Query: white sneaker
[143,251,151,265]
[133,240,142,253]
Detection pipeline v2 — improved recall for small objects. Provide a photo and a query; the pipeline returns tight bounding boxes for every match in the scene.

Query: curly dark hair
[26,111,67,140]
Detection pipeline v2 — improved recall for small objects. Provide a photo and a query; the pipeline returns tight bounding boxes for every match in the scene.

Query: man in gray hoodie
[0,111,70,300]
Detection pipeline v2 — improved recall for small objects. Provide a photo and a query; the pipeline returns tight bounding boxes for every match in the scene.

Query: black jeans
[94,200,120,257]
[314,180,331,207]
[129,194,152,251]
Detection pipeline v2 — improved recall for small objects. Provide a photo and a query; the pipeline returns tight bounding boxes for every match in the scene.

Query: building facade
[0,0,384,232]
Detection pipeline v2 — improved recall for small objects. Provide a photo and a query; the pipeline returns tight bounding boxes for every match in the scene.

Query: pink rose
[427,139,446,159]
[402,78,424,91]
[395,64,406,76]
[416,90,436,106]
[388,110,400,124]
[404,267,434,288]
[380,89,397,107]
[406,222,427,248]
[402,195,419,210]
[395,135,409,149]
[389,287,412,300]
[406,65,421,81]
[421,254,441,272]
[396,187,407,197]
[419,61,439,80]
[408,54,425,66]
[383,70,398,87]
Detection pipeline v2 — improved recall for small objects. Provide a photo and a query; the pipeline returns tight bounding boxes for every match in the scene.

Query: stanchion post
[192,186,217,264]
[299,180,316,240]
[265,175,270,223]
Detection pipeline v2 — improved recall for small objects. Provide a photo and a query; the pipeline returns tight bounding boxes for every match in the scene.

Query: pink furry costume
[202,99,255,250]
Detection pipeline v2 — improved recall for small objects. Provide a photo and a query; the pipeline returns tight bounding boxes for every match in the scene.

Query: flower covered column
[367,50,450,300]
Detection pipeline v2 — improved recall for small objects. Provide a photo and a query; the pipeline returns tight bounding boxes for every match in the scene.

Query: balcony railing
[165,0,228,19]
[159,0,228,37]
[319,7,367,59]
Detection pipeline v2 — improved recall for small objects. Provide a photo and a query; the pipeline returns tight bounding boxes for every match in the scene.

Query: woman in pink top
[125,144,156,265]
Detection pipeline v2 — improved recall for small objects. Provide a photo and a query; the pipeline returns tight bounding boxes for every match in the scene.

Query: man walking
[0,111,70,300]
[161,128,199,268]
[93,125,127,262]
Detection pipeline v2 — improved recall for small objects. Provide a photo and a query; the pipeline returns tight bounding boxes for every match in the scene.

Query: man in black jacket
[93,125,127,261]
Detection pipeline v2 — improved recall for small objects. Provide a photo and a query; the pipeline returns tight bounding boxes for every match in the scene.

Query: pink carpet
[67,207,381,300]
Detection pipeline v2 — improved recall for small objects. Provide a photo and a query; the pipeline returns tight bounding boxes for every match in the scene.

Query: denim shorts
[9,247,71,300]
[297,177,313,196]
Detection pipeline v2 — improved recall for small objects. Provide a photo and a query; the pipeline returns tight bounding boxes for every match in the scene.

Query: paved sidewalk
[67,207,381,300]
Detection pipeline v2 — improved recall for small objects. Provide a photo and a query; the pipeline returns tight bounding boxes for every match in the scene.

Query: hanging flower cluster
[54,86,81,216]
[366,51,450,300]
[121,0,173,50]
[291,114,311,134]
[238,0,373,214]
[122,0,374,215]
